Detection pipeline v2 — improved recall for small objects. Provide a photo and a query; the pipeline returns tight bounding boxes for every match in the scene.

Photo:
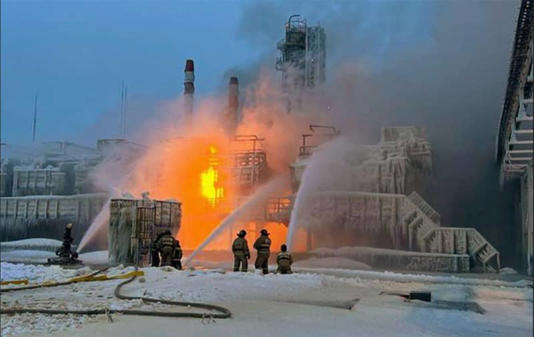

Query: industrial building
[283,126,500,272]
[222,123,502,273]
[0,139,143,244]
[495,0,533,275]
[0,13,514,274]
[276,15,326,112]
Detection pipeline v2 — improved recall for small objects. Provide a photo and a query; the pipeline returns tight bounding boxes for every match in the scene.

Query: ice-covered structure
[0,140,143,244]
[0,193,108,243]
[108,198,181,266]
[291,126,432,195]
[495,0,533,275]
[283,126,501,272]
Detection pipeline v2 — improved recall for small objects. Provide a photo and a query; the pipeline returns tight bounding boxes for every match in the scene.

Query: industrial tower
[276,15,326,112]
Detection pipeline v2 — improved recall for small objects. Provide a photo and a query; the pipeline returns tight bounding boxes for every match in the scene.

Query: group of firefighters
[58,223,292,273]
[151,228,293,274]
[232,229,293,274]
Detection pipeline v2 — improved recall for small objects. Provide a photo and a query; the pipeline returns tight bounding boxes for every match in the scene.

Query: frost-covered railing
[408,191,441,225]
[248,189,501,272]
[421,227,500,272]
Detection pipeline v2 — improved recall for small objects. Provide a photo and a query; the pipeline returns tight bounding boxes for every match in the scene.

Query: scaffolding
[276,15,326,111]
[231,135,268,192]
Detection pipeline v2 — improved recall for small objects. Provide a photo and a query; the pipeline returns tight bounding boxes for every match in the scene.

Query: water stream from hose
[286,160,314,251]
[184,175,286,266]
[77,200,110,253]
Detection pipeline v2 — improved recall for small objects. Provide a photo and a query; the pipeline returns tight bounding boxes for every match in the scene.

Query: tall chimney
[226,76,239,134]
[184,59,195,128]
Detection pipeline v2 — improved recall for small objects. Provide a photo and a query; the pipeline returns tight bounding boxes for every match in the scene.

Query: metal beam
[505,157,531,162]
[513,129,534,135]
[509,139,533,145]
[508,149,533,154]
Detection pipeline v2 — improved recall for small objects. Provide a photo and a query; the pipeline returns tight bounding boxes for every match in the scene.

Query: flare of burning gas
[200,145,224,207]
[184,175,287,266]
[86,71,321,252]
[127,131,234,249]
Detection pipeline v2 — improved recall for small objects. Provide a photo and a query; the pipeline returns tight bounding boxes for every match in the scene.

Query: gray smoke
[233,0,521,266]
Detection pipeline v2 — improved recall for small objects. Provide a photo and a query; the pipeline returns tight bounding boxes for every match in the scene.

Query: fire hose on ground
[0,266,232,320]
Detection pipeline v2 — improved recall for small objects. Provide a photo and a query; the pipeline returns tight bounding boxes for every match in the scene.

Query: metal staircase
[402,192,500,272]
[255,190,500,272]
[407,191,441,225]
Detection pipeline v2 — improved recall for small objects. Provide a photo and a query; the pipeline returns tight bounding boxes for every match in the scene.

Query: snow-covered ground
[76,250,108,265]
[1,259,532,337]
[1,262,80,284]
[294,257,371,270]
[0,239,63,252]
[0,239,83,264]
[0,250,56,263]
[0,246,107,264]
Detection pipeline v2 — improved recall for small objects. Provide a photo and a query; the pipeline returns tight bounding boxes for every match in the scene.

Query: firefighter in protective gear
[171,239,183,270]
[49,223,80,265]
[61,223,74,257]
[156,230,176,267]
[276,244,293,274]
[56,223,78,259]
[150,231,166,267]
[253,229,271,274]
[232,230,250,272]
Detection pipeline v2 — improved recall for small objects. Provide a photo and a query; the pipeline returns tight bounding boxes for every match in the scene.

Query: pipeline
[0,266,232,320]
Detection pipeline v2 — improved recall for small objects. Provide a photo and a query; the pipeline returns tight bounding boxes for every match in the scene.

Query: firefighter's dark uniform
[151,232,166,267]
[253,234,271,274]
[157,233,176,266]
[232,236,250,272]
[171,240,183,270]
[276,251,293,274]
[57,224,75,258]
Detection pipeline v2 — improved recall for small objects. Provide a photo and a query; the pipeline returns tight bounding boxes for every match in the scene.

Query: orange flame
[102,72,322,251]
[200,145,224,207]
[121,124,234,249]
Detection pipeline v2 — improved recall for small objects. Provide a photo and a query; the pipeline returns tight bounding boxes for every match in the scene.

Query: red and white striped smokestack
[184,59,195,127]
[225,76,239,135]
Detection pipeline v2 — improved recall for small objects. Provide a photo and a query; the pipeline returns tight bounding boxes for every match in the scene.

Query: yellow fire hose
[0,279,29,286]
[0,266,111,292]
[0,266,232,319]
[0,269,143,288]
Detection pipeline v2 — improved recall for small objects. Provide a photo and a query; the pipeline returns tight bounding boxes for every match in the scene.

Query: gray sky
[1,0,264,144]
[2,0,471,146]
[0,0,519,150]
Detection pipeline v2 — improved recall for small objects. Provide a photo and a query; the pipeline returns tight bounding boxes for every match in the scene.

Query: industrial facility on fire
[0,14,518,274]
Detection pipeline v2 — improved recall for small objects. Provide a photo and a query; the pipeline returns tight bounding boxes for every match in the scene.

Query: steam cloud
[231,0,521,266]
[78,1,520,265]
